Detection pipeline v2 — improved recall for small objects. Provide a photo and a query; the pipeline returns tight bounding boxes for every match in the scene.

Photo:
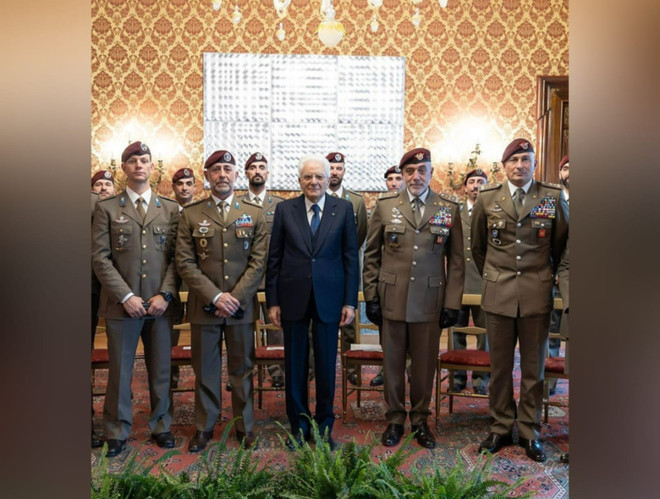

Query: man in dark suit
[266,154,359,450]
[92,141,180,457]
[176,150,268,452]
[471,138,568,462]
[363,148,464,449]
[452,168,490,395]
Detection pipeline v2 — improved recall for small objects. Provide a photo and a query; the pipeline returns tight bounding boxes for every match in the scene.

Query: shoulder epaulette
[480,183,502,192]
[438,192,461,204]
[538,181,562,190]
[185,198,206,208]
[345,188,364,198]
[378,191,400,200]
[156,196,177,204]
[98,193,119,203]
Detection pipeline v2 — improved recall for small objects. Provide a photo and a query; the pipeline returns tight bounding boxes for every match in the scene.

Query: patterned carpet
[92,353,569,498]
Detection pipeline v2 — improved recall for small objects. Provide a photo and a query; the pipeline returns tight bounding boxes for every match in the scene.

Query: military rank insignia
[388,233,399,249]
[530,196,556,218]
[429,206,452,227]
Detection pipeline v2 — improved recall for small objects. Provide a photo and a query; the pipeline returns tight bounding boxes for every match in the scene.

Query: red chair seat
[91,348,109,363]
[545,356,565,373]
[344,350,384,361]
[440,350,490,366]
[171,345,192,360]
[255,346,285,360]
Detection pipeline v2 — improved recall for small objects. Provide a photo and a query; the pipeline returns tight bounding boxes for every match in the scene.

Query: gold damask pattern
[91,0,568,204]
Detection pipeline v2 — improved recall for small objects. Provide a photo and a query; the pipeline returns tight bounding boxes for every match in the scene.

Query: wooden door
[536,76,568,182]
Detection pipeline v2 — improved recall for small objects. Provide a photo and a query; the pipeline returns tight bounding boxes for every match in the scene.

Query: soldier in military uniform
[241,152,286,388]
[384,165,405,193]
[92,141,180,457]
[452,168,490,395]
[326,152,368,385]
[472,138,568,462]
[172,167,196,209]
[363,148,464,449]
[91,170,115,199]
[176,150,267,452]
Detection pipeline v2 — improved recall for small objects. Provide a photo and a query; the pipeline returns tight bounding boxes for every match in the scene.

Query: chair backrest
[447,326,487,350]
[255,291,280,347]
[354,291,379,344]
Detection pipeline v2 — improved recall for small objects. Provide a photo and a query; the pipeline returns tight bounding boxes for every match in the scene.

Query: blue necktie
[310,204,320,235]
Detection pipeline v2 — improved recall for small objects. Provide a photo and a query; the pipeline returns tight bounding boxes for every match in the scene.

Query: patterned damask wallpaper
[91,0,568,205]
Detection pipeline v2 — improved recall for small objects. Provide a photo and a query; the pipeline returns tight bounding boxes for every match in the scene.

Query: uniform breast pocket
[428,225,450,253]
[111,225,132,252]
[384,224,405,253]
[487,218,506,246]
[235,226,254,251]
[531,219,552,241]
[193,226,215,255]
[153,224,169,252]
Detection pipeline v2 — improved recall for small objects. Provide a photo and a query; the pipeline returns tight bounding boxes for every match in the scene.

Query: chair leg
[341,355,348,421]
[258,365,264,410]
[435,365,441,427]
[356,366,362,408]
[543,379,549,423]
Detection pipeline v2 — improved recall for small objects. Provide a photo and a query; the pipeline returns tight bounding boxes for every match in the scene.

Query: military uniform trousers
[453,305,490,388]
[191,322,255,435]
[382,319,441,425]
[103,316,173,440]
[484,311,550,440]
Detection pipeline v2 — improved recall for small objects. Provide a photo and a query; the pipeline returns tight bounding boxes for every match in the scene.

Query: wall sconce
[411,7,422,27]
[212,0,222,11]
[446,144,501,190]
[232,2,242,24]
[276,22,286,41]
[439,0,448,8]
[318,0,345,48]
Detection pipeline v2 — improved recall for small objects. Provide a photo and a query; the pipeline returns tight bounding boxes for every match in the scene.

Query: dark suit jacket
[266,194,359,323]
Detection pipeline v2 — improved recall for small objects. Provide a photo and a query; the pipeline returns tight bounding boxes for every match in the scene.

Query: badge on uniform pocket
[388,233,399,248]
[538,229,546,238]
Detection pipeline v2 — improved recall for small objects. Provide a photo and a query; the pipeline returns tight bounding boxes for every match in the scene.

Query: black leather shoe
[225,381,233,392]
[285,436,304,451]
[348,373,358,386]
[411,422,436,449]
[272,375,284,388]
[370,373,384,387]
[560,452,569,464]
[152,431,175,449]
[92,429,103,448]
[188,430,213,453]
[549,386,557,396]
[381,423,404,446]
[473,386,488,395]
[106,439,126,457]
[478,433,513,454]
[236,431,258,449]
[519,438,546,462]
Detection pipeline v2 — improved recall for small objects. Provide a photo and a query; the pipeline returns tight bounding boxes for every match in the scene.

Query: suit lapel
[143,195,159,227]
[292,195,313,254]
[419,190,440,229]
[493,186,517,221]
[117,192,142,225]
[202,197,224,227]
[461,202,471,230]
[519,181,540,220]
[395,194,416,227]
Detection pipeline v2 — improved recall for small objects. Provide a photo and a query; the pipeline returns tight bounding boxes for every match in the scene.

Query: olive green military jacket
[333,188,368,248]
[175,196,267,325]
[363,190,465,323]
[460,201,483,295]
[471,180,569,318]
[92,191,180,319]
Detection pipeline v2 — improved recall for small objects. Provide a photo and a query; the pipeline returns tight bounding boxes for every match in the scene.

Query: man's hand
[439,308,459,329]
[123,295,147,318]
[339,306,355,327]
[365,299,383,327]
[214,292,241,318]
[268,306,282,328]
[146,294,168,317]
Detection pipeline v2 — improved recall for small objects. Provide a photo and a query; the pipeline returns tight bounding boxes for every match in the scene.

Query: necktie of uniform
[136,197,146,222]
[514,188,525,217]
[412,197,422,226]
[310,204,320,235]
[218,200,227,223]
[254,196,261,206]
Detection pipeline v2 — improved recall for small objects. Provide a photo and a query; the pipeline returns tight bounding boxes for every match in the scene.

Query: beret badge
[223,152,232,162]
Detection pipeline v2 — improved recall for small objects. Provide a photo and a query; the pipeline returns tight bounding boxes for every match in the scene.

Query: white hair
[297,154,330,177]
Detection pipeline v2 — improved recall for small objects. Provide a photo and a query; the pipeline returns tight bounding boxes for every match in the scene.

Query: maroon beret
[204,150,235,169]
[121,141,151,163]
[399,147,431,168]
[463,168,488,185]
[559,155,569,169]
[172,168,195,183]
[326,152,345,163]
[245,152,268,170]
[501,138,534,163]
[91,170,113,186]
[384,165,401,178]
